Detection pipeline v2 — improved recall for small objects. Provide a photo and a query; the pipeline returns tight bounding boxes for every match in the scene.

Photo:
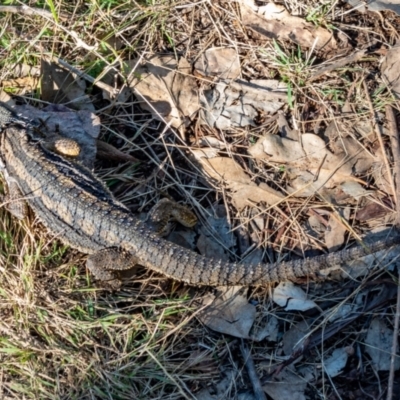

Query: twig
[387,266,400,400]
[308,49,367,82]
[386,105,400,225]
[96,140,140,163]
[0,5,68,20]
[240,340,266,400]
[363,80,396,200]
[386,103,400,400]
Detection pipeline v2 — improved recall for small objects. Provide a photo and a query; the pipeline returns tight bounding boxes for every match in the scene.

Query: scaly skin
[1,102,400,286]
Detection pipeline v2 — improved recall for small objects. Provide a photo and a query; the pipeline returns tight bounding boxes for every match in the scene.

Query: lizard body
[1,101,399,287]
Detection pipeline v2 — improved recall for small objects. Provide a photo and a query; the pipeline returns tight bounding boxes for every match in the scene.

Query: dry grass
[1,0,400,399]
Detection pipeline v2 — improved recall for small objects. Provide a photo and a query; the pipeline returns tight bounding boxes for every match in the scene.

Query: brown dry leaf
[325,208,350,252]
[197,205,236,259]
[192,150,284,210]
[347,0,400,14]
[248,132,377,198]
[231,181,284,211]
[365,318,400,371]
[282,320,311,356]
[371,151,393,194]
[197,136,229,150]
[340,181,370,199]
[381,41,400,98]
[262,368,308,400]
[355,201,392,221]
[239,1,336,51]
[273,282,317,311]
[333,136,376,175]
[306,214,325,240]
[308,49,367,82]
[200,79,287,130]
[324,348,349,377]
[126,55,200,131]
[197,287,256,339]
[194,47,241,79]
[325,118,380,174]
[41,59,95,111]
[324,118,391,195]
[251,315,279,342]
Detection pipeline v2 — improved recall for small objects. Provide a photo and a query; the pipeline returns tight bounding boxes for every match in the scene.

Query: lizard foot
[86,248,141,289]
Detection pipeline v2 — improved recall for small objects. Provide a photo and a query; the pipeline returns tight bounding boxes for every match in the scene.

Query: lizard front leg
[147,197,197,235]
[0,158,28,220]
[1,178,28,220]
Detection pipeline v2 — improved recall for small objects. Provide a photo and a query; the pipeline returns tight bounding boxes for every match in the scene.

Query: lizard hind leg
[86,248,141,289]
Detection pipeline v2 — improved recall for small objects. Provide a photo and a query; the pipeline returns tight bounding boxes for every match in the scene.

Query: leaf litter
[272,282,317,312]
[365,318,400,371]
[238,0,337,51]
[1,0,400,399]
[197,286,256,339]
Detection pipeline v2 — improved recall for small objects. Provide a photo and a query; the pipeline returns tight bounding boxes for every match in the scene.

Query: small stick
[386,266,400,400]
[386,105,400,224]
[363,80,396,200]
[308,49,367,82]
[386,103,400,400]
[240,340,267,400]
[0,5,68,20]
